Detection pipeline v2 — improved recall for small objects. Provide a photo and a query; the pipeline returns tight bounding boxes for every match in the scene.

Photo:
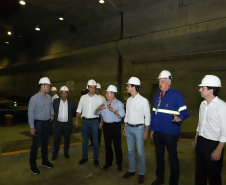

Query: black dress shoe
[102,163,112,170]
[122,172,135,178]
[51,154,57,161]
[94,160,99,166]
[79,158,88,165]
[138,175,144,184]
[64,154,69,159]
[117,164,123,171]
[151,178,164,185]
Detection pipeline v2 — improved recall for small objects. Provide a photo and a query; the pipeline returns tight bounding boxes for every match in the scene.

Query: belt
[104,121,121,124]
[127,123,144,127]
[198,136,218,142]
[83,117,99,120]
[34,119,50,122]
[57,121,68,123]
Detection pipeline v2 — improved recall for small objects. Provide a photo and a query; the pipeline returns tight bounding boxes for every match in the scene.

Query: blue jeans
[30,120,51,167]
[126,124,145,175]
[82,118,99,160]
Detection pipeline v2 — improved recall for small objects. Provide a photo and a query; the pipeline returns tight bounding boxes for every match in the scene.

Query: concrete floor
[0,119,226,185]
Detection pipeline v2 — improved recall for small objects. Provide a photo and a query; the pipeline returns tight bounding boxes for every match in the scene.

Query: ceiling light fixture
[5,42,9,44]
[7,31,12,35]
[35,25,40,31]
[19,0,26,5]
[99,0,105,4]
[59,17,64,21]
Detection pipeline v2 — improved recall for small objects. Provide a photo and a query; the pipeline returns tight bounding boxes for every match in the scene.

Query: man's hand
[123,123,126,136]
[96,104,106,113]
[193,132,198,148]
[75,120,79,128]
[107,104,115,112]
[172,114,182,122]
[211,149,222,161]
[143,131,148,141]
[30,128,36,135]
[150,131,154,140]
[99,122,103,129]
[50,115,54,122]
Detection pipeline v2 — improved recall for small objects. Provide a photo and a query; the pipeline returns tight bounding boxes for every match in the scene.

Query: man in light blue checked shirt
[96,85,125,171]
[28,77,54,175]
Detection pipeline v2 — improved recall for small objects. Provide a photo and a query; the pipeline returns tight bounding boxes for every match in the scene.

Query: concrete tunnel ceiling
[0,0,158,47]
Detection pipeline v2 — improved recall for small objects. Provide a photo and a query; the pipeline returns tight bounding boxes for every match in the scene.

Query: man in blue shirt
[28,77,54,175]
[96,85,125,171]
[150,70,189,185]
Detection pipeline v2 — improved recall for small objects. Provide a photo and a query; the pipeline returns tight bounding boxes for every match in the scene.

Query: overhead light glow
[19,1,26,5]
[59,17,64,21]
[5,42,9,44]
[99,0,105,3]
[7,31,12,35]
[35,26,40,31]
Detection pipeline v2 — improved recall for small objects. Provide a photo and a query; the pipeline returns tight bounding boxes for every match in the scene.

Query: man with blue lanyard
[28,77,54,175]
[95,85,125,171]
[150,70,189,185]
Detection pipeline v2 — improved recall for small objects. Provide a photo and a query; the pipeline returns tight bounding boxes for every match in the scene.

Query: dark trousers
[195,136,223,185]
[103,122,123,165]
[153,132,179,185]
[30,120,51,167]
[53,121,72,156]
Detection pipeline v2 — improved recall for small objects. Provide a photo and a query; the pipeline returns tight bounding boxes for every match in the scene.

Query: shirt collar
[203,96,219,105]
[164,87,172,95]
[61,98,67,103]
[132,93,140,99]
[38,91,46,97]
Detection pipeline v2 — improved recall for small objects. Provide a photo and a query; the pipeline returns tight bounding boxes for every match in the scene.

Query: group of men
[28,70,226,185]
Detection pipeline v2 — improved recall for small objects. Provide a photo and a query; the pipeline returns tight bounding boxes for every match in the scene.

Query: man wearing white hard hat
[51,86,76,161]
[50,87,59,102]
[89,83,106,148]
[150,70,189,185]
[75,79,102,166]
[95,85,125,171]
[28,77,54,175]
[194,75,226,185]
[123,77,151,184]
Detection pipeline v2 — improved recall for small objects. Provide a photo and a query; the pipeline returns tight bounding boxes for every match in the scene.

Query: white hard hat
[39,77,51,84]
[50,87,57,91]
[106,85,117,93]
[127,77,141,86]
[158,70,172,80]
[60,86,69,92]
[199,75,221,87]
[96,83,101,89]
[87,79,97,86]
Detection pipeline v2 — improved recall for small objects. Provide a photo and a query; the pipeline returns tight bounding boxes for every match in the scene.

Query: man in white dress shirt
[52,86,76,160]
[89,83,105,148]
[75,79,102,166]
[122,77,151,184]
[194,75,226,185]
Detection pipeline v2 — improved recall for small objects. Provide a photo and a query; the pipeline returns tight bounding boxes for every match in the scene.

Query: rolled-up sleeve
[28,97,35,128]
[144,99,151,126]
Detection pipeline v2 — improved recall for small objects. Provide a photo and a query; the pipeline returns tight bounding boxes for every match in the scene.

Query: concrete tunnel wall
[0,0,226,132]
